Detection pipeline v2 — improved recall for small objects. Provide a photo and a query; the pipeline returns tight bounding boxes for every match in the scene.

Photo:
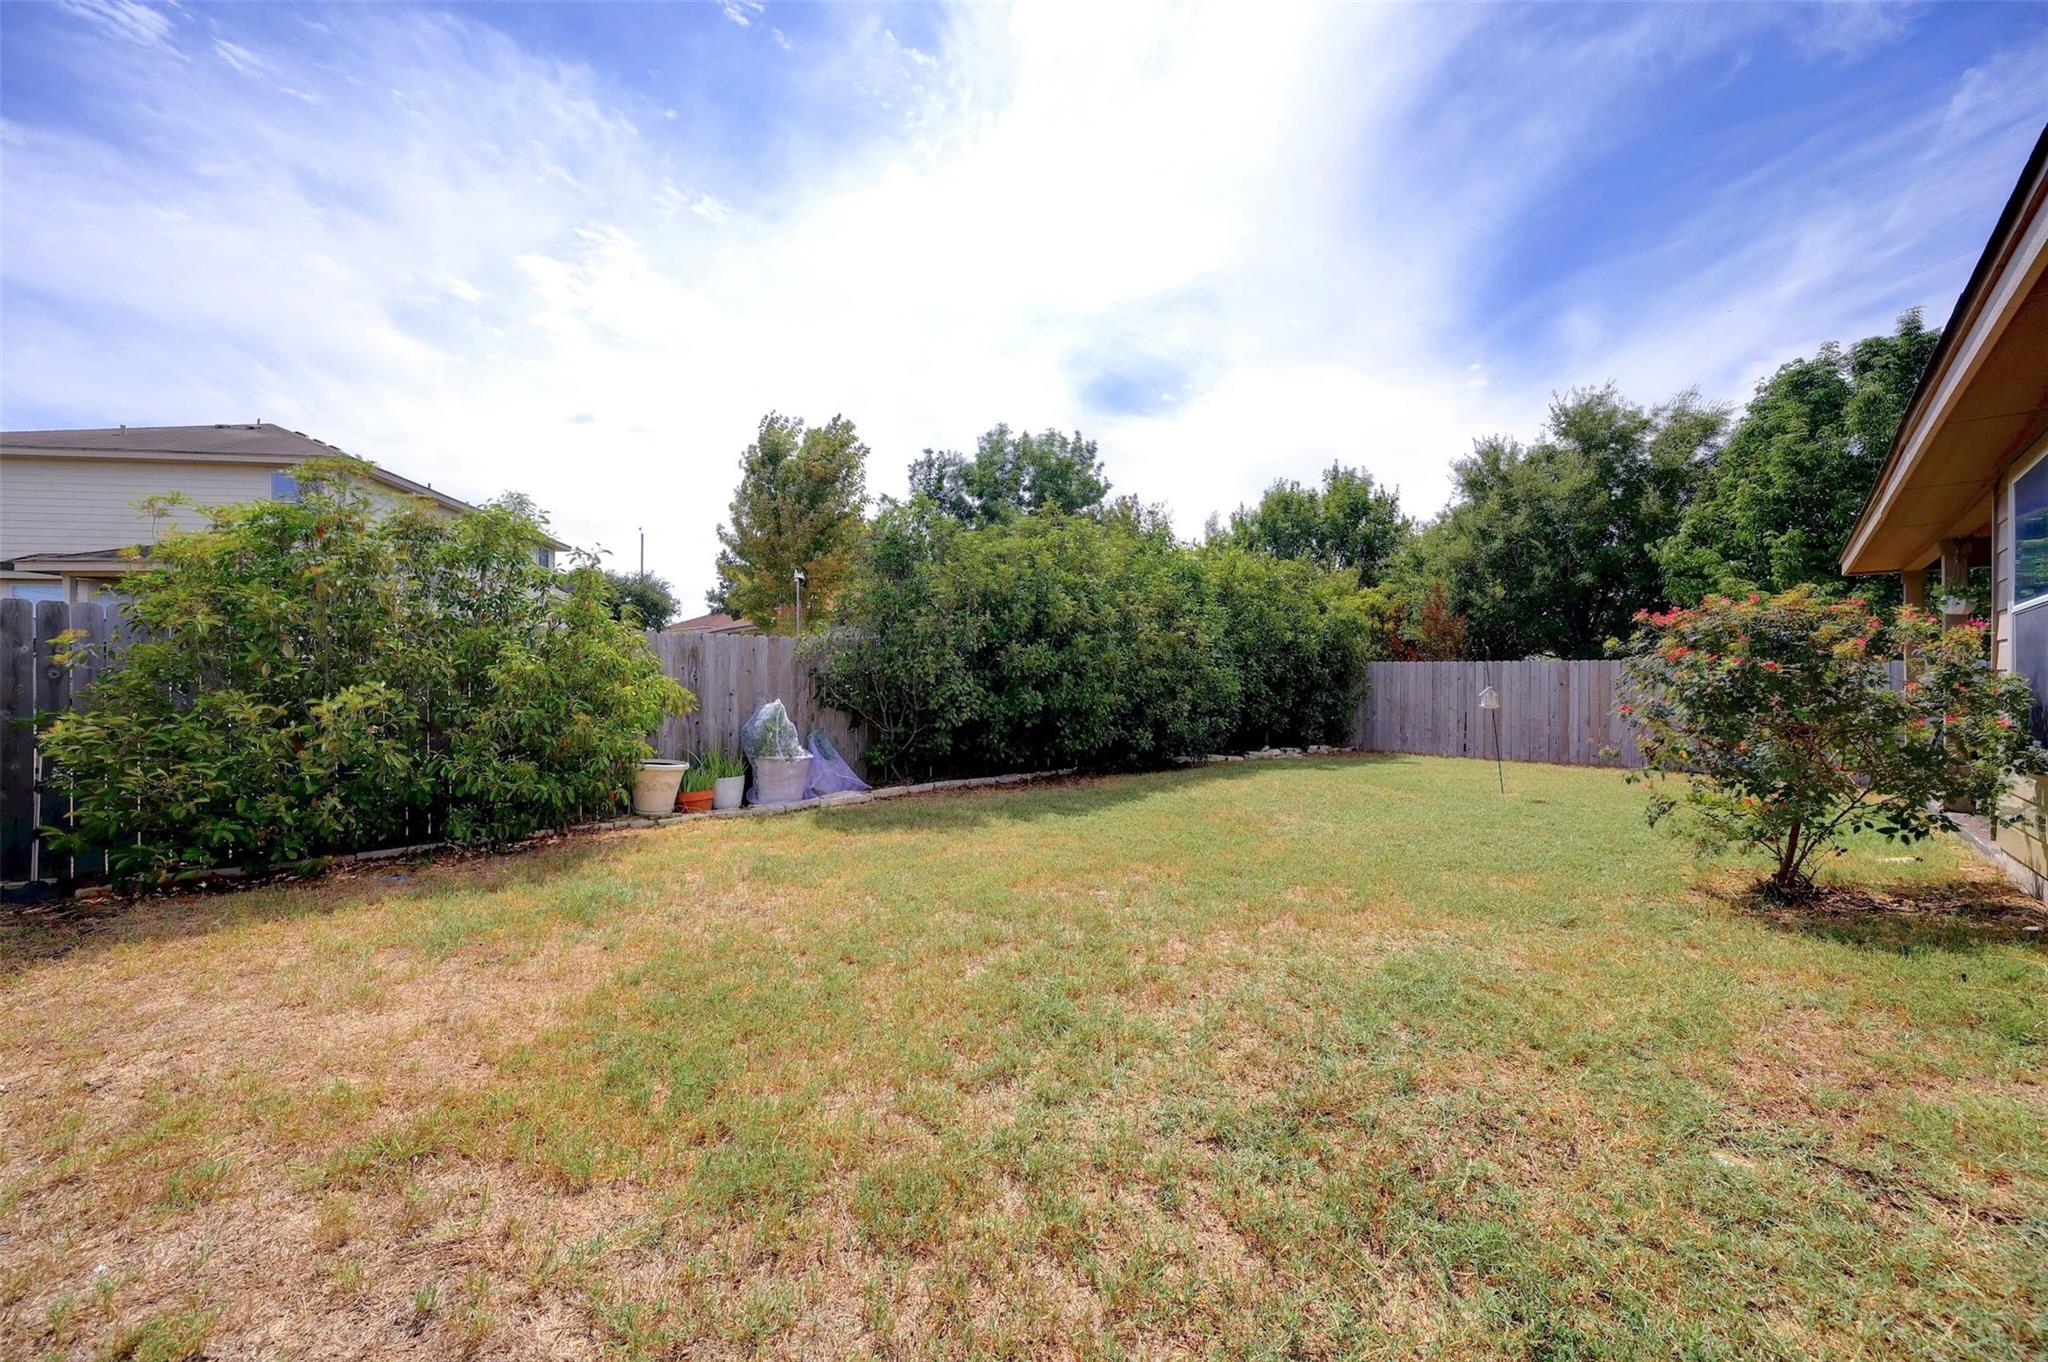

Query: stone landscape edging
[588,744,1352,832]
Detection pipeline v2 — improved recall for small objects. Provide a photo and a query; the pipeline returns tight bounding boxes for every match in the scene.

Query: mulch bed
[1745,872,2048,947]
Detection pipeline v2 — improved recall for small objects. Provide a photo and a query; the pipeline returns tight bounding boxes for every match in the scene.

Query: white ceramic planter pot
[713,774,746,810]
[749,755,813,806]
[632,760,689,815]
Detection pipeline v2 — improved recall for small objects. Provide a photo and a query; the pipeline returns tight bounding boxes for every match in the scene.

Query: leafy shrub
[1200,544,1370,749]
[41,460,695,880]
[810,502,1367,779]
[1621,589,2044,897]
[804,501,978,777]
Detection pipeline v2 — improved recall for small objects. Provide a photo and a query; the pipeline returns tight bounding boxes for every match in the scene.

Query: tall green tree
[1220,462,1409,585]
[712,412,868,631]
[908,425,1110,523]
[1659,311,1940,603]
[1406,386,1725,659]
[599,569,679,630]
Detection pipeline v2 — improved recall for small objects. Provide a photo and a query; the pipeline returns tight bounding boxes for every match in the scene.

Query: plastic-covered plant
[1621,588,2045,898]
[741,701,807,760]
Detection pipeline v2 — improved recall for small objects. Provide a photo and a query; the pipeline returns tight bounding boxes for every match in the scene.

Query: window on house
[270,471,302,503]
[9,582,65,603]
[2015,456,2048,608]
[2010,448,2048,742]
[536,548,555,570]
[2014,607,2048,745]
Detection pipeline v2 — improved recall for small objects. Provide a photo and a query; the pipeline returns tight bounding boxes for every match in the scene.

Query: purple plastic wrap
[804,729,870,798]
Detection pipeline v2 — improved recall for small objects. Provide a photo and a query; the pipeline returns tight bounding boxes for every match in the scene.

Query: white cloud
[1796,0,1924,60]
[685,192,732,223]
[212,38,270,77]
[53,0,179,51]
[3,2,2041,608]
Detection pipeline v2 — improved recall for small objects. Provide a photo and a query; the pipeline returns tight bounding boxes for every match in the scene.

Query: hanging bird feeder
[1479,681,1504,793]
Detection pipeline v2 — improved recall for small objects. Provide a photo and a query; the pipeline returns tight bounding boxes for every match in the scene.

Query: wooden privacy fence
[1352,660,1642,767]
[1350,658,1908,766]
[645,630,866,769]
[1,599,128,883]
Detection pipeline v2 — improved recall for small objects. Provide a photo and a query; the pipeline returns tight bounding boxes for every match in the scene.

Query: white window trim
[2008,433,2048,615]
[7,582,66,603]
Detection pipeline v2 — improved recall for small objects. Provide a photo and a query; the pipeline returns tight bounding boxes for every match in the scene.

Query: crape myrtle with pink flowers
[1620,588,2045,898]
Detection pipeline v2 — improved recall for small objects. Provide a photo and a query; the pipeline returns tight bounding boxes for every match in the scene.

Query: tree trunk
[1774,819,1803,896]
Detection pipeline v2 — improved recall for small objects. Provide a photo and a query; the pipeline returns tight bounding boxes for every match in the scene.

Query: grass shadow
[0,837,624,975]
[1736,876,2048,954]
[0,757,1395,972]
[825,753,1407,835]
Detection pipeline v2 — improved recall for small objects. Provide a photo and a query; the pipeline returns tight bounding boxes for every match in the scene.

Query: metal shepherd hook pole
[1479,665,1504,794]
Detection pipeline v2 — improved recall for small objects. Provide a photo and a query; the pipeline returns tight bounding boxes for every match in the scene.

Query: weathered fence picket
[0,600,37,881]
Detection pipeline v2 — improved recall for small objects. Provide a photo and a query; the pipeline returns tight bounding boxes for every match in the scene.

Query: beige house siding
[1992,429,2048,882]
[0,455,481,600]
[0,455,276,563]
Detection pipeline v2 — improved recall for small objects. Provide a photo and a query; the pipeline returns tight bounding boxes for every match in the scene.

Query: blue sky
[3,1,2044,604]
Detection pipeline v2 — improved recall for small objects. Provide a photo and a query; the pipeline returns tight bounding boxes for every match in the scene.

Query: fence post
[0,600,34,881]
[31,602,77,882]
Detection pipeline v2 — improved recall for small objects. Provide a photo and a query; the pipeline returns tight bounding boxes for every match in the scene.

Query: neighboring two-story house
[0,423,562,602]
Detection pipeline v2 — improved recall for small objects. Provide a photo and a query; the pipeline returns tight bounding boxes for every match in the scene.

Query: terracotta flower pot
[679,788,715,813]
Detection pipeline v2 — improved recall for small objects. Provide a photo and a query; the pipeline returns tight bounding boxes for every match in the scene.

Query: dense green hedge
[42,460,695,881]
[810,503,1369,779]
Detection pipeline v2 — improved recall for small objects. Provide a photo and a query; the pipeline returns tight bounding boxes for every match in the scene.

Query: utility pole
[794,567,807,636]
[637,527,644,578]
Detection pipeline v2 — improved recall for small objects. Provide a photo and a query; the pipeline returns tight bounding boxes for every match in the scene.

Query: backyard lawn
[1,755,2043,1360]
